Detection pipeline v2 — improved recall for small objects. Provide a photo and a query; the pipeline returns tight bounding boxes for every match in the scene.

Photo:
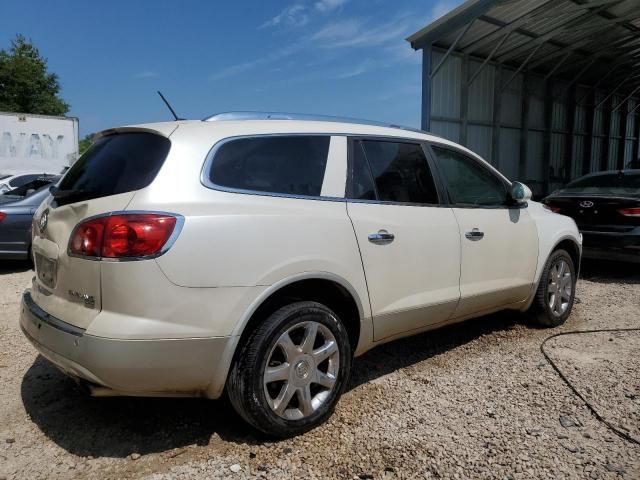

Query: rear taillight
[618,207,640,217]
[0,212,6,222]
[69,213,179,259]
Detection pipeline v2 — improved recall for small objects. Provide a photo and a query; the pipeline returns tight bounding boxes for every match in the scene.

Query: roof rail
[203,111,435,137]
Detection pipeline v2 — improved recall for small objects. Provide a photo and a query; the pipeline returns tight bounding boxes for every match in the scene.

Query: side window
[431,145,508,206]
[209,136,330,197]
[349,139,438,204]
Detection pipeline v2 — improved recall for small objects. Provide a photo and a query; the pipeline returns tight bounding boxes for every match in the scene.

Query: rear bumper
[19,290,231,397]
[580,227,640,263]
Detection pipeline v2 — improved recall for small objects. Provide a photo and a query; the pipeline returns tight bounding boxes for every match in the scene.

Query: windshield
[559,172,640,197]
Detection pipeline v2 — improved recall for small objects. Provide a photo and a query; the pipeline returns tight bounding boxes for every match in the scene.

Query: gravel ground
[1,260,639,479]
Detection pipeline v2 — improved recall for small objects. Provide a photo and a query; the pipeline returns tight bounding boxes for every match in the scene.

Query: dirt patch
[1,260,639,479]
[544,330,640,443]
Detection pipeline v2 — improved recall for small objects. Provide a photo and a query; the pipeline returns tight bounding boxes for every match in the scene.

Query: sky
[1,0,462,137]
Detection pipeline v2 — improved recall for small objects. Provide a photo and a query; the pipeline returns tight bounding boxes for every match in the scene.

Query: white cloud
[133,71,157,79]
[261,0,349,30]
[214,7,419,82]
[209,45,302,81]
[335,60,372,79]
[312,15,413,49]
[260,3,309,29]
[209,60,263,81]
[315,0,347,12]
[430,0,463,22]
[383,43,421,64]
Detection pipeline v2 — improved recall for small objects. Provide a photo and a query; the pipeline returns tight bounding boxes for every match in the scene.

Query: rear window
[561,172,640,197]
[57,132,170,205]
[208,136,330,197]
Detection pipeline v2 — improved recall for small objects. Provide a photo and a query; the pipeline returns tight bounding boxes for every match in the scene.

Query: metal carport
[407,0,640,196]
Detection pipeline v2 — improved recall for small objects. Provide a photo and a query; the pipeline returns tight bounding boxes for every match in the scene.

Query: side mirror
[510,181,532,204]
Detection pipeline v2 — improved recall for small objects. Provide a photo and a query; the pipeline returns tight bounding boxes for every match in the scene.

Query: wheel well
[239,279,361,353]
[554,239,580,271]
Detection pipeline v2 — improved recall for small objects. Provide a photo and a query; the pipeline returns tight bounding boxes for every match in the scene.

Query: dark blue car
[0,176,60,260]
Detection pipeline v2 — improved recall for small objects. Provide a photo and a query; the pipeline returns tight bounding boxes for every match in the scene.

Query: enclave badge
[68,289,96,309]
[38,209,49,233]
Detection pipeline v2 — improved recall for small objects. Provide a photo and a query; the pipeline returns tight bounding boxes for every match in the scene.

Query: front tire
[530,249,576,327]
[227,301,352,437]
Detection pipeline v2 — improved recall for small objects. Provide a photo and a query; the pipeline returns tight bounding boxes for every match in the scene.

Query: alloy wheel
[263,321,340,420]
[547,259,572,316]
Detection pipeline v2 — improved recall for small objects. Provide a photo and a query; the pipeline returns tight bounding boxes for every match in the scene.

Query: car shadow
[349,311,519,390]
[0,259,32,274]
[579,259,640,285]
[21,311,520,458]
[20,355,263,458]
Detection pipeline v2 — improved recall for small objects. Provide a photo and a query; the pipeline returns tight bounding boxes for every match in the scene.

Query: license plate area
[35,253,58,289]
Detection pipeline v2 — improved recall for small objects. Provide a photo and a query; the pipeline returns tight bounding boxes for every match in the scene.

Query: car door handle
[465,228,484,241]
[368,230,395,245]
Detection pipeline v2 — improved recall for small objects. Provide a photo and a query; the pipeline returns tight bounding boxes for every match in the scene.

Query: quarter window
[431,145,508,207]
[350,140,438,204]
[209,136,330,197]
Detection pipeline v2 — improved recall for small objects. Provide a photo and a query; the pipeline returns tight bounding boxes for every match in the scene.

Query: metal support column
[460,54,470,145]
[634,109,640,168]
[491,65,503,168]
[565,85,577,182]
[618,99,629,170]
[422,47,432,131]
[518,73,530,181]
[601,96,613,171]
[584,91,596,175]
[543,80,553,194]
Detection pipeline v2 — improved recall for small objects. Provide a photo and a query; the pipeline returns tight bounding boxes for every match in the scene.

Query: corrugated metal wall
[425,47,640,196]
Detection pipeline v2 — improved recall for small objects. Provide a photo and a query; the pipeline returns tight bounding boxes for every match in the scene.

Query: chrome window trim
[201,133,454,208]
[345,136,446,208]
[66,210,185,262]
[202,111,449,141]
[200,133,347,203]
[426,141,522,210]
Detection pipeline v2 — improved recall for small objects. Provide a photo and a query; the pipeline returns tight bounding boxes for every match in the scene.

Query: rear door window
[56,132,170,206]
[349,139,439,205]
[208,136,330,197]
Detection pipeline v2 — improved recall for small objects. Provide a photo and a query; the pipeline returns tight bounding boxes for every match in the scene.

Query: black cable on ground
[540,328,640,447]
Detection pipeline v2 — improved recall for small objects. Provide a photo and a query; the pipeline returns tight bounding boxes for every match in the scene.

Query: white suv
[20,112,581,437]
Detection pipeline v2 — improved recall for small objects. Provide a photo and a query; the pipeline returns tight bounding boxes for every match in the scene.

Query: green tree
[78,133,95,155]
[0,34,69,115]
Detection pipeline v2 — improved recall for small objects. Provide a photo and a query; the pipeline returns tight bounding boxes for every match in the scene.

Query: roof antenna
[157,90,183,120]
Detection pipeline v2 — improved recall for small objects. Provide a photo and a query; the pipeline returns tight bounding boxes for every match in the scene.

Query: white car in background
[20,112,581,437]
[0,172,58,194]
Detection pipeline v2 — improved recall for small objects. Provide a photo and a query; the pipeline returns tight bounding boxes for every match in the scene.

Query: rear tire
[529,249,576,327]
[227,301,352,438]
